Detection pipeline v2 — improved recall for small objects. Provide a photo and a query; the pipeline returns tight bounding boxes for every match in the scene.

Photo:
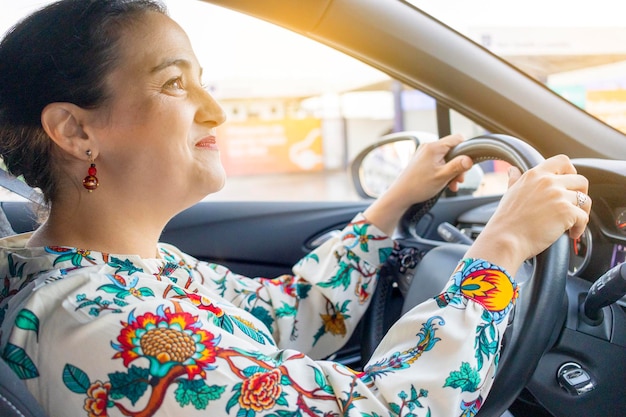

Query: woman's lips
[196,136,218,150]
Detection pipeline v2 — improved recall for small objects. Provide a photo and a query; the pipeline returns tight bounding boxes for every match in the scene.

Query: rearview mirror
[350,132,484,199]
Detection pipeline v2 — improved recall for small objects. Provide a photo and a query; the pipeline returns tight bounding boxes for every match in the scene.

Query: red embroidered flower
[83,381,110,417]
[260,275,298,297]
[184,292,224,316]
[112,306,219,378]
[238,369,283,412]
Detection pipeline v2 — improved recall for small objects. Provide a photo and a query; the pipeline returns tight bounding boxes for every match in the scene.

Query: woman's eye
[164,77,184,91]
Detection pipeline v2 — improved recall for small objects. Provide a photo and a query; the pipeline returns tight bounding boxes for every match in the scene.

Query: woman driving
[0,1,590,416]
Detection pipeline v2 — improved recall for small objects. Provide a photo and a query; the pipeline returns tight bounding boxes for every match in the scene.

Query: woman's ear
[41,103,95,160]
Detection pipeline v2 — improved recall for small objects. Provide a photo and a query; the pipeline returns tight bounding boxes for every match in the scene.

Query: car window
[0,0,499,203]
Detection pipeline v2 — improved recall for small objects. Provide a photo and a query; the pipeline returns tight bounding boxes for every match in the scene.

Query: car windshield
[407,0,626,135]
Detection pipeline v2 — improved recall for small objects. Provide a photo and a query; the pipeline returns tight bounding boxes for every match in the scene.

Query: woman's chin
[195,171,227,199]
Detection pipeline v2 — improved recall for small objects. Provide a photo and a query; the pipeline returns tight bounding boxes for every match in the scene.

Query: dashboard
[576,172,626,282]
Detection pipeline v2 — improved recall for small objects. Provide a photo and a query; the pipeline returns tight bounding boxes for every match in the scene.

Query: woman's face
[87,11,226,212]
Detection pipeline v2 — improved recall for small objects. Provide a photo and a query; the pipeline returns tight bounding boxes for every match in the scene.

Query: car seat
[0,355,48,417]
[0,200,48,417]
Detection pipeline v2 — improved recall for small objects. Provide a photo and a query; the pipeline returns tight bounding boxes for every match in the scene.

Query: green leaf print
[98,284,126,294]
[242,365,267,378]
[318,257,355,290]
[113,298,129,307]
[3,344,39,379]
[225,382,242,413]
[108,256,144,275]
[15,309,39,337]
[138,287,155,297]
[303,253,319,264]
[378,247,393,263]
[62,364,90,394]
[475,320,498,371]
[175,379,226,410]
[232,316,272,345]
[72,253,86,266]
[444,362,481,393]
[52,253,77,266]
[7,253,25,277]
[273,411,300,417]
[250,306,274,333]
[108,365,150,405]
[275,301,297,318]
[276,393,289,407]
[311,366,334,394]
[296,282,312,299]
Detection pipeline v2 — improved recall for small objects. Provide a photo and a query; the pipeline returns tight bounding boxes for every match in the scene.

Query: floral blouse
[0,214,517,417]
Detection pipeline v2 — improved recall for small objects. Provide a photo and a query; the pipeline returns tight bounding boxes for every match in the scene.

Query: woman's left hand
[364,134,473,235]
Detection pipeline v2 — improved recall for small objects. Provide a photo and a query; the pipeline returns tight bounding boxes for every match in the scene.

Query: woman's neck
[27,201,167,258]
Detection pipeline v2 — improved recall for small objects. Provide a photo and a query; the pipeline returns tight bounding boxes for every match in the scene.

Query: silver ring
[576,191,587,208]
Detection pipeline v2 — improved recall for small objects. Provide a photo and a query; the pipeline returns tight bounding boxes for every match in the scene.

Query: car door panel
[161,201,371,278]
[160,196,502,277]
[2,196,501,273]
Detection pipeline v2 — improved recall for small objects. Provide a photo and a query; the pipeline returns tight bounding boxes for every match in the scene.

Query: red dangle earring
[82,150,99,192]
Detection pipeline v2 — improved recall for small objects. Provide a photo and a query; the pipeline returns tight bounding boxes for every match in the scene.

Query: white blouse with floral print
[0,214,517,417]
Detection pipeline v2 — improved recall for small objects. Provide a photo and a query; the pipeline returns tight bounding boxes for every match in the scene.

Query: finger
[569,210,591,239]
[416,135,462,158]
[539,154,577,175]
[507,166,522,188]
[572,190,591,211]
[438,155,471,187]
[431,134,466,156]
[567,191,591,239]
[450,154,473,173]
[447,172,466,192]
[438,133,465,148]
[557,173,589,194]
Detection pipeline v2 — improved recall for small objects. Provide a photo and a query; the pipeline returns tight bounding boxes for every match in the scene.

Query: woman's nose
[195,88,226,127]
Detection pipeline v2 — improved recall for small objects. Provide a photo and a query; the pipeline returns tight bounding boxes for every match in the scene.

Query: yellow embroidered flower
[321,311,347,336]
[112,306,219,378]
[460,269,517,312]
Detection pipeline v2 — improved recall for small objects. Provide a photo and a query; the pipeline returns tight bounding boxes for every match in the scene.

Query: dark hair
[0,0,166,204]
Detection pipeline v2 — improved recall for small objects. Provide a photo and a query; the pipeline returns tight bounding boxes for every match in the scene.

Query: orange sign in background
[586,89,626,134]
[219,118,324,176]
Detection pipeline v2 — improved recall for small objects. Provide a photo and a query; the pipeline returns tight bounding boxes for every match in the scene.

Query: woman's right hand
[465,154,591,276]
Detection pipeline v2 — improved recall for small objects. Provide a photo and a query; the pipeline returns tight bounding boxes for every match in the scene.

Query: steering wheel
[360,134,569,417]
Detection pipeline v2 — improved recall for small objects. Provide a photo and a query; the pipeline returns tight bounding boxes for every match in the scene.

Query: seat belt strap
[0,169,43,205]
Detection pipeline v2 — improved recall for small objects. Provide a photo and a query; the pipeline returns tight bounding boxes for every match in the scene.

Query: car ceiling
[202,0,626,161]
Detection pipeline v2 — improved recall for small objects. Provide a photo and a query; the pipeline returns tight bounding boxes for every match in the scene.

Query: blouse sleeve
[358,257,518,416]
[188,213,395,360]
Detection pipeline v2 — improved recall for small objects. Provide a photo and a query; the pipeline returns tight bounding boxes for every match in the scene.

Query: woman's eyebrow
[150,58,192,73]
[150,58,203,79]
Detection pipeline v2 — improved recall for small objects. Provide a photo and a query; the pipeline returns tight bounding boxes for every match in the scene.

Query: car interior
[2,1,626,416]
